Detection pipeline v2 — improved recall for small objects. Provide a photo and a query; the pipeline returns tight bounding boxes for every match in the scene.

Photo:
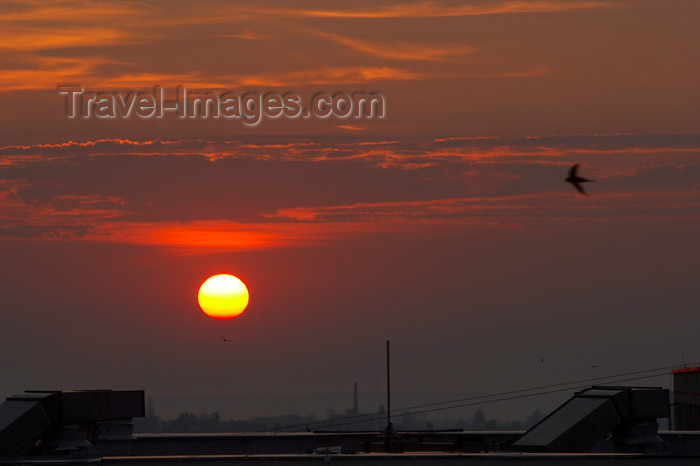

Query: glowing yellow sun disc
[198,274,249,319]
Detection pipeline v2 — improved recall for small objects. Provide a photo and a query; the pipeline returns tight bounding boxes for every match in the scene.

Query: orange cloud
[5,135,700,169]
[228,66,423,87]
[96,65,421,88]
[309,29,474,61]
[0,218,420,252]
[0,1,566,93]
[268,197,533,221]
[273,1,614,18]
[0,2,144,23]
[215,29,274,41]
[0,26,130,51]
[3,187,697,249]
[268,189,700,224]
[0,189,127,231]
[0,138,162,151]
[1,62,423,92]
[0,55,129,91]
[0,1,149,54]
[97,221,295,250]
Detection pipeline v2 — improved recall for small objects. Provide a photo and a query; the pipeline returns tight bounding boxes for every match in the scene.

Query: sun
[198,274,249,320]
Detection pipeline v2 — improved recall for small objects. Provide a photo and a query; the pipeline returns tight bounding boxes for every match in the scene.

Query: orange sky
[0,0,698,421]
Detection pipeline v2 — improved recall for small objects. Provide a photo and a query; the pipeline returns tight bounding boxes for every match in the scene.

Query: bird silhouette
[219,335,231,342]
[565,164,593,195]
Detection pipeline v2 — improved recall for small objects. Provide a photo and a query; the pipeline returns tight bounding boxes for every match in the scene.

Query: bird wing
[569,164,580,177]
[573,181,588,195]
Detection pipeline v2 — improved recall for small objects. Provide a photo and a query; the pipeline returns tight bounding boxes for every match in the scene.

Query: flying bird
[565,164,593,195]
[219,335,231,342]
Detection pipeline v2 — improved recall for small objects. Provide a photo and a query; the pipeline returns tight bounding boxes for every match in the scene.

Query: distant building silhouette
[673,367,700,430]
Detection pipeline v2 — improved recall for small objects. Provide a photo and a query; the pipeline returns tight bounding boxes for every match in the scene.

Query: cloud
[0,56,128,91]
[0,63,423,92]
[4,133,700,168]
[6,186,696,250]
[0,138,165,152]
[215,29,274,41]
[0,216,419,252]
[87,220,309,250]
[0,2,149,56]
[0,180,129,241]
[271,1,614,18]
[0,1,145,23]
[0,1,575,93]
[1,133,697,253]
[0,27,131,51]
[308,29,474,61]
[73,64,419,89]
[224,66,424,87]
[268,189,700,224]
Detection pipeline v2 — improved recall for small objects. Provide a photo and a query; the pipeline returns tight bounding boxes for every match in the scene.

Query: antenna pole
[384,339,393,453]
[386,340,391,428]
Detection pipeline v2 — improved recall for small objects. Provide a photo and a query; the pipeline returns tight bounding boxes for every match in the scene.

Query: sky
[0,0,699,423]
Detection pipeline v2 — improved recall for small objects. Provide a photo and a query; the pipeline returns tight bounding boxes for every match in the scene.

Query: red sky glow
[0,0,698,422]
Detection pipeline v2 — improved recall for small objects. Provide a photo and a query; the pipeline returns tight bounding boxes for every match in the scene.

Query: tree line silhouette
[134,398,544,433]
